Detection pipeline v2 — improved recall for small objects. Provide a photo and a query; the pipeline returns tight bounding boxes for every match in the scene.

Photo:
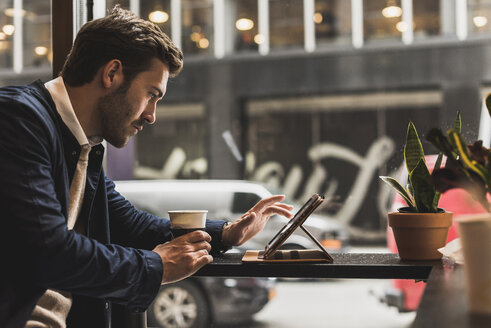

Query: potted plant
[380,119,455,260]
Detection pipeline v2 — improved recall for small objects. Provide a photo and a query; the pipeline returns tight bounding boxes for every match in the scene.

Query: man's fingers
[275,203,294,211]
[195,254,213,268]
[263,205,294,218]
[250,195,285,213]
[184,230,211,243]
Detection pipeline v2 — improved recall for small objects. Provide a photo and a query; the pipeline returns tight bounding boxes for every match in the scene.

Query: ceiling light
[4,8,26,17]
[148,10,169,24]
[313,12,323,24]
[235,18,254,31]
[198,38,209,49]
[382,0,402,18]
[254,34,264,44]
[396,21,408,32]
[190,32,201,42]
[2,25,15,36]
[35,46,48,56]
[473,16,488,28]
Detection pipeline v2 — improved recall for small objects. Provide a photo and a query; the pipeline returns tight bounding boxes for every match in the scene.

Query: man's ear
[101,59,123,89]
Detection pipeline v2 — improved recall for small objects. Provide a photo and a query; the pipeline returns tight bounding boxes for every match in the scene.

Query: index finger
[249,195,286,213]
[181,230,212,243]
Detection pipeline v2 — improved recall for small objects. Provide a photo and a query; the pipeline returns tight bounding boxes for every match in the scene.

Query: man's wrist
[220,220,233,249]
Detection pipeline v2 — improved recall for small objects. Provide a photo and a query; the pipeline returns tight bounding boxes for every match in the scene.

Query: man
[0,6,293,328]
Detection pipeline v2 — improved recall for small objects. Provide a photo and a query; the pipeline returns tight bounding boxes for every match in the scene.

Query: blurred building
[1,0,491,239]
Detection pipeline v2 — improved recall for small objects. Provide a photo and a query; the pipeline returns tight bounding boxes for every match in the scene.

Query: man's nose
[141,103,156,124]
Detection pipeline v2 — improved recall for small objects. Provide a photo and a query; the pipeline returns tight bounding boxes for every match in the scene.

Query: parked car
[147,250,275,328]
[383,155,487,312]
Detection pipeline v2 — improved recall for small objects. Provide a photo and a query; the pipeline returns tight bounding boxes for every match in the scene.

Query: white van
[114,179,348,251]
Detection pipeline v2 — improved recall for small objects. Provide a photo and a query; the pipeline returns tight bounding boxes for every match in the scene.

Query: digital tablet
[259,194,325,259]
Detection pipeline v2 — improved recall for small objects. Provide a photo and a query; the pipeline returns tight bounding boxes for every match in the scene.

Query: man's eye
[149,92,158,99]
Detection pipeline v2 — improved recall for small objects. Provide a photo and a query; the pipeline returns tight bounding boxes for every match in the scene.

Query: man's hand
[221,195,294,247]
[152,231,213,284]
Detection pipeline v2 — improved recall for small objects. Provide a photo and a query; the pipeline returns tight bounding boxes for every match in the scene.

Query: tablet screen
[260,194,324,259]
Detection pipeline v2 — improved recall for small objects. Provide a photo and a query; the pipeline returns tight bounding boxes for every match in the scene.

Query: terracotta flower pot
[388,209,453,260]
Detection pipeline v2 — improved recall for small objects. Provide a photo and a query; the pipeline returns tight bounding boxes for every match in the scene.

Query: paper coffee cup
[168,210,207,238]
[457,213,491,315]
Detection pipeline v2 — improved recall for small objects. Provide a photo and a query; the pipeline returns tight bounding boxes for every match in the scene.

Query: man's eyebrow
[151,86,163,98]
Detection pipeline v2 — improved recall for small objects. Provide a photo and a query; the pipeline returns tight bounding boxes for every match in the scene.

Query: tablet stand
[242,224,334,263]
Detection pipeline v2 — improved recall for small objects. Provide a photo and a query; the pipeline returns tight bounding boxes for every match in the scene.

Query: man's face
[97,58,169,148]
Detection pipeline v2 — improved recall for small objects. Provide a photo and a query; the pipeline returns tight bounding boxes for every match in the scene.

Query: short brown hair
[61,5,183,86]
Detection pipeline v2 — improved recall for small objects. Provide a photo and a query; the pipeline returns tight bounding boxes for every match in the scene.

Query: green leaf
[432,191,441,211]
[433,153,443,172]
[450,131,489,183]
[453,111,462,135]
[485,94,491,119]
[409,159,437,212]
[379,176,415,209]
[404,122,426,174]
[426,128,456,159]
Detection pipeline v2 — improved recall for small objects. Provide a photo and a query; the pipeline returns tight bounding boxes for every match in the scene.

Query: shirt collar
[44,76,103,147]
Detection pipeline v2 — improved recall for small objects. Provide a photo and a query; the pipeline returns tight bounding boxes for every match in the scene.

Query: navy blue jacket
[0,81,227,328]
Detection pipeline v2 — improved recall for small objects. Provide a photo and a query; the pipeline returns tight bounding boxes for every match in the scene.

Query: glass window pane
[315,0,352,46]
[468,0,491,35]
[107,0,130,10]
[230,0,258,53]
[141,0,172,36]
[363,0,402,43]
[0,0,14,69]
[135,104,208,179]
[413,0,444,39]
[23,0,51,68]
[182,0,213,56]
[270,0,304,51]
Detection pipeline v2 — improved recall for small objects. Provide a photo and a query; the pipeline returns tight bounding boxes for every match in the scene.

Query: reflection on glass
[107,0,130,10]
[270,0,304,51]
[182,0,213,56]
[231,0,258,53]
[413,0,442,39]
[315,0,351,46]
[468,0,491,35]
[363,0,402,43]
[0,0,14,69]
[23,0,51,68]
[141,0,171,36]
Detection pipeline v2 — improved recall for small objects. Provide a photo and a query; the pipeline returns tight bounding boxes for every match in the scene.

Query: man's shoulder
[0,80,56,120]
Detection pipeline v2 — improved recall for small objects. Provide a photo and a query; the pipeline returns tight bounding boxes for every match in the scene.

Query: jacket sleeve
[106,177,230,252]
[0,99,161,311]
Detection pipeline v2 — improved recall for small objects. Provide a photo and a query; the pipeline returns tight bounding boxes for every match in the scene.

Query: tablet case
[242,225,334,263]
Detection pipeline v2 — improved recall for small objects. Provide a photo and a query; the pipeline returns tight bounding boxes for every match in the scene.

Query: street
[226,247,416,328]
[243,279,415,328]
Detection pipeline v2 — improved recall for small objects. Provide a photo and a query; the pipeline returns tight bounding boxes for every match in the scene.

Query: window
[363,0,402,43]
[229,0,258,53]
[23,0,51,68]
[182,0,213,56]
[232,192,262,213]
[0,0,14,69]
[141,0,172,36]
[468,0,491,35]
[270,0,304,51]
[315,0,352,46]
[107,0,129,10]
[135,103,208,179]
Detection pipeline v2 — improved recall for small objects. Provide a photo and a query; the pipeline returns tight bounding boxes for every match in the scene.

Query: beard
[97,85,142,148]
